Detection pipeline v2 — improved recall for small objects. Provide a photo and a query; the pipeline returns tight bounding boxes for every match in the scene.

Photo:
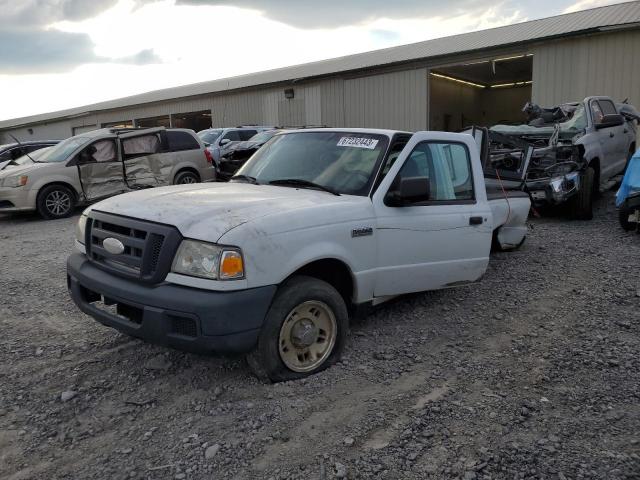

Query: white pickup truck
[67,129,530,381]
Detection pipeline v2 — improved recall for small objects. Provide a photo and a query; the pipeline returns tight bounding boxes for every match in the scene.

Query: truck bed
[486,189,530,250]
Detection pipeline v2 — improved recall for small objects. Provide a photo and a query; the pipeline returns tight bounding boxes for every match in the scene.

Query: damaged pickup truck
[470,96,639,220]
[67,128,530,382]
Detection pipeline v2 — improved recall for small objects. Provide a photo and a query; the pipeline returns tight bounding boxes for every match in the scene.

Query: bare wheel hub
[278,300,337,373]
[290,319,319,348]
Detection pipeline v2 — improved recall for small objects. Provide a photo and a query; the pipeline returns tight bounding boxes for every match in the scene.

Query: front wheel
[619,201,638,231]
[36,185,75,220]
[247,275,349,382]
[568,167,594,220]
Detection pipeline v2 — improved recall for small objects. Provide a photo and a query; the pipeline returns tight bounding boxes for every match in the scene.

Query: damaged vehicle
[217,129,281,180]
[67,128,530,382]
[0,127,214,219]
[616,148,640,231]
[474,96,639,220]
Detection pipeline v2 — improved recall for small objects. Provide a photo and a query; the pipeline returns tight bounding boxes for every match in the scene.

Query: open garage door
[429,54,533,131]
[171,110,211,131]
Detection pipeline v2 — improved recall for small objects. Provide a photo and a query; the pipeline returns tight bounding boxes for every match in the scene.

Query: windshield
[247,130,278,143]
[559,104,587,132]
[198,129,223,144]
[37,137,90,163]
[235,131,389,196]
[12,147,52,166]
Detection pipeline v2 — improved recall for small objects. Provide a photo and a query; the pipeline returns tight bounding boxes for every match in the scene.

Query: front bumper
[0,186,34,212]
[67,253,276,354]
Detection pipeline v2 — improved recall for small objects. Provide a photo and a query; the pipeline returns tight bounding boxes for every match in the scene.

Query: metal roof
[3,1,640,129]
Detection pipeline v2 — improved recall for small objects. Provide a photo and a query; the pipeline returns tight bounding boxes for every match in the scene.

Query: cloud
[0,28,162,74]
[0,0,119,27]
[0,29,99,74]
[562,0,626,13]
[175,0,495,28]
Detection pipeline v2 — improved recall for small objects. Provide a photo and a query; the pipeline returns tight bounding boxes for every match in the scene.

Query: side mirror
[595,113,624,129]
[219,138,231,146]
[387,176,431,206]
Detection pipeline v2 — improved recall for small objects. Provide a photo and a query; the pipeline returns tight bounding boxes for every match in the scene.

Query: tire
[36,184,75,220]
[247,275,349,382]
[619,201,638,231]
[173,170,200,185]
[568,167,594,220]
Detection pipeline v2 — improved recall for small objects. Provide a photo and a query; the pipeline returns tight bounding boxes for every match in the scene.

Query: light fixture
[430,72,486,89]
[284,88,295,99]
[490,80,533,88]
[493,53,533,62]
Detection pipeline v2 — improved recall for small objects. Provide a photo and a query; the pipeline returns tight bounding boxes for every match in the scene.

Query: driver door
[372,132,492,297]
[77,139,127,201]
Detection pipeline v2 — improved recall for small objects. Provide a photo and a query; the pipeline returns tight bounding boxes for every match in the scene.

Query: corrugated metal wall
[532,30,640,107]
[343,68,428,131]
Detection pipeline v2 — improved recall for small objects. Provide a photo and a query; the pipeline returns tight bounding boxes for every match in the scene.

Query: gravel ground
[1,192,639,480]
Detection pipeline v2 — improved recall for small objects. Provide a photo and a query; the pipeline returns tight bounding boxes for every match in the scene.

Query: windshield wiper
[269,178,340,196]
[230,174,259,184]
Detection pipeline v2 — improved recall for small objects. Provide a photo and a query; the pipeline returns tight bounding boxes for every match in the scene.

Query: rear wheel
[247,275,348,382]
[619,201,638,231]
[174,170,200,185]
[36,184,75,220]
[568,167,594,220]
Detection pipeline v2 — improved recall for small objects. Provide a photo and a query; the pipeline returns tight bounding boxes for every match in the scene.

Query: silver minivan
[0,127,214,219]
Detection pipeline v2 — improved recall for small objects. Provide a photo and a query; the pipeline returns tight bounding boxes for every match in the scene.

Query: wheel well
[38,182,78,202]
[174,167,200,183]
[290,259,354,306]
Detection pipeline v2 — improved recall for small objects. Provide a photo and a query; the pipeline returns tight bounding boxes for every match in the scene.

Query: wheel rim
[278,300,337,373]
[179,174,197,184]
[45,190,71,216]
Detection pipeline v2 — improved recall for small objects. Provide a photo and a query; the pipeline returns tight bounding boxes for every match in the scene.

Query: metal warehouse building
[3,1,640,142]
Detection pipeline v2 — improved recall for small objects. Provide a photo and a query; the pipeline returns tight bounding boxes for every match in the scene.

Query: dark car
[217,129,281,180]
[0,140,60,166]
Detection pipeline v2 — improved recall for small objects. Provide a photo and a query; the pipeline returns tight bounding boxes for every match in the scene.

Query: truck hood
[89,183,370,241]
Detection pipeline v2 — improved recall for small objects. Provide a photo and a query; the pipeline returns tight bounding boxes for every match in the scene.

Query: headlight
[76,215,88,245]
[0,175,28,188]
[171,240,244,280]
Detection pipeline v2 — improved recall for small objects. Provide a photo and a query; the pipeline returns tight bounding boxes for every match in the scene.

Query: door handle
[624,129,629,133]
[610,132,615,137]
[469,216,483,225]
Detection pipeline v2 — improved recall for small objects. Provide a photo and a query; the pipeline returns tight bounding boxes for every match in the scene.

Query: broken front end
[466,126,586,206]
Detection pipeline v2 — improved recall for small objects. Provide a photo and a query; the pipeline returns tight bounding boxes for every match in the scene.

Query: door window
[239,130,258,141]
[590,101,604,125]
[221,130,243,142]
[599,99,617,116]
[391,141,474,203]
[92,140,117,162]
[166,131,200,151]
[122,134,161,159]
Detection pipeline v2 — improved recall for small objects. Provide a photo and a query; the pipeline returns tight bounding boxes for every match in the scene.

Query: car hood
[0,161,50,176]
[88,182,369,242]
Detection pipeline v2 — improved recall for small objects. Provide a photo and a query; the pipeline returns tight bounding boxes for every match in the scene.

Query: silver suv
[0,127,214,219]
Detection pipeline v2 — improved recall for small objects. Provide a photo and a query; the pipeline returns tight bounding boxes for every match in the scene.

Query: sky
[0,0,630,121]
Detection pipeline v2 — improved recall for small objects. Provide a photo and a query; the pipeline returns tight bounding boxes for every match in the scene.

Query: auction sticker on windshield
[337,137,379,149]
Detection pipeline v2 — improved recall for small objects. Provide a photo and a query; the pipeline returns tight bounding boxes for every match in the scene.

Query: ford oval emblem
[103,237,125,255]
